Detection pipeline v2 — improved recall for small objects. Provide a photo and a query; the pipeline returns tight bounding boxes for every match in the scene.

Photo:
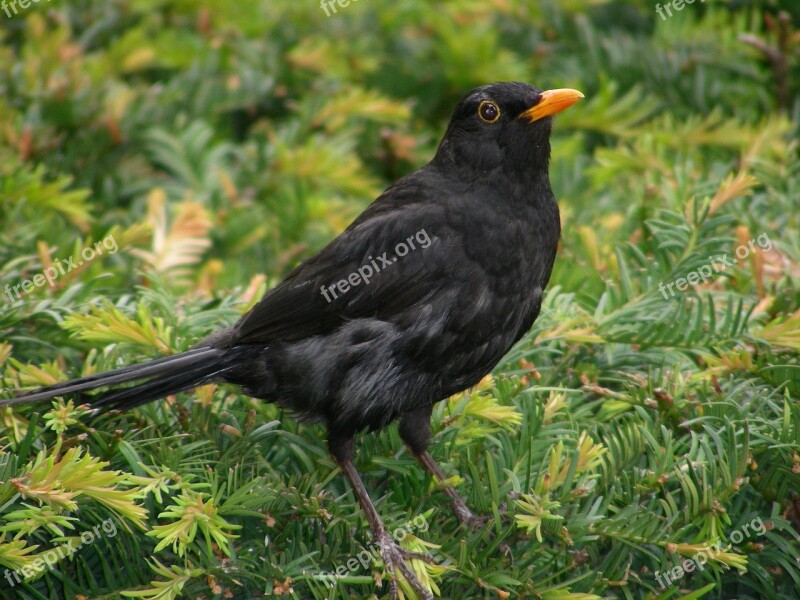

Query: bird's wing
[232,172,463,345]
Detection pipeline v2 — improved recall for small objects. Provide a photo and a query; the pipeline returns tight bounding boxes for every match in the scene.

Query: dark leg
[329,432,433,600]
[398,405,483,527]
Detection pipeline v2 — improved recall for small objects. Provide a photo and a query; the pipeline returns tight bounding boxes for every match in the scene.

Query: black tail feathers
[1,346,228,413]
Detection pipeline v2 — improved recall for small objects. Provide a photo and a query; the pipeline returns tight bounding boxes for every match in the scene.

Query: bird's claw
[450,499,491,531]
[454,509,512,556]
[459,511,491,531]
[377,532,434,600]
[455,497,516,531]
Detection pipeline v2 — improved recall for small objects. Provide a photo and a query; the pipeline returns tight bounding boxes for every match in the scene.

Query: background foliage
[1,0,800,598]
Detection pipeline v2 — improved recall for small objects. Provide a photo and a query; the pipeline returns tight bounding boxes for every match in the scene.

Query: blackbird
[3,82,583,599]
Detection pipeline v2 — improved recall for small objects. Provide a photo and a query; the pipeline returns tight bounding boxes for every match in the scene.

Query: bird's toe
[377,532,434,600]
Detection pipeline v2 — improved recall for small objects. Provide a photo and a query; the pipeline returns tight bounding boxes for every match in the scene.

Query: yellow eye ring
[477,100,501,124]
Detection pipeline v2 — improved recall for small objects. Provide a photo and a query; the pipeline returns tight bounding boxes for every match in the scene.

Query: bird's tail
[1,346,228,413]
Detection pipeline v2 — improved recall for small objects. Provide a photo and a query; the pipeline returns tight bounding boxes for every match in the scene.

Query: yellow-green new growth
[148,490,241,558]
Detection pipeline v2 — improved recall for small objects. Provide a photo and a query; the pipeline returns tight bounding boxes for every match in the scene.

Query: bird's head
[433,82,583,179]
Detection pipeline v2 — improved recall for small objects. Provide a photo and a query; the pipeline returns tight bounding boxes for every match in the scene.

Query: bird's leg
[399,406,486,528]
[414,450,481,526]
[329,433,433,600]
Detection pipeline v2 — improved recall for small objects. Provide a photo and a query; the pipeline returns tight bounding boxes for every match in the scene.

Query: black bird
[3,82,582,599]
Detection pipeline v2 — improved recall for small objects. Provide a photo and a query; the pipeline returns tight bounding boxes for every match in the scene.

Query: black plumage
[3,81,582,599]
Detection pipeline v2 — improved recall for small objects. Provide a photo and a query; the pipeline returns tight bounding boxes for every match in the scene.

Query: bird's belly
[267,267,547,436]
[427,283,544,398]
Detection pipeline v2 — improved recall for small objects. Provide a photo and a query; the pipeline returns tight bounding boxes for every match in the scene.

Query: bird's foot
[452,502,512,554]
[448,494,491,531]
[377,531,434,600]
[455,508,491,531]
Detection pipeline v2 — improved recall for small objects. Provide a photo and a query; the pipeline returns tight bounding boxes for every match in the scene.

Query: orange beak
[519,88,584,123]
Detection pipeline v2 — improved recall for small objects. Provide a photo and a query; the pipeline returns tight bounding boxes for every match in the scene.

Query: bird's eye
[477,100,501,124]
